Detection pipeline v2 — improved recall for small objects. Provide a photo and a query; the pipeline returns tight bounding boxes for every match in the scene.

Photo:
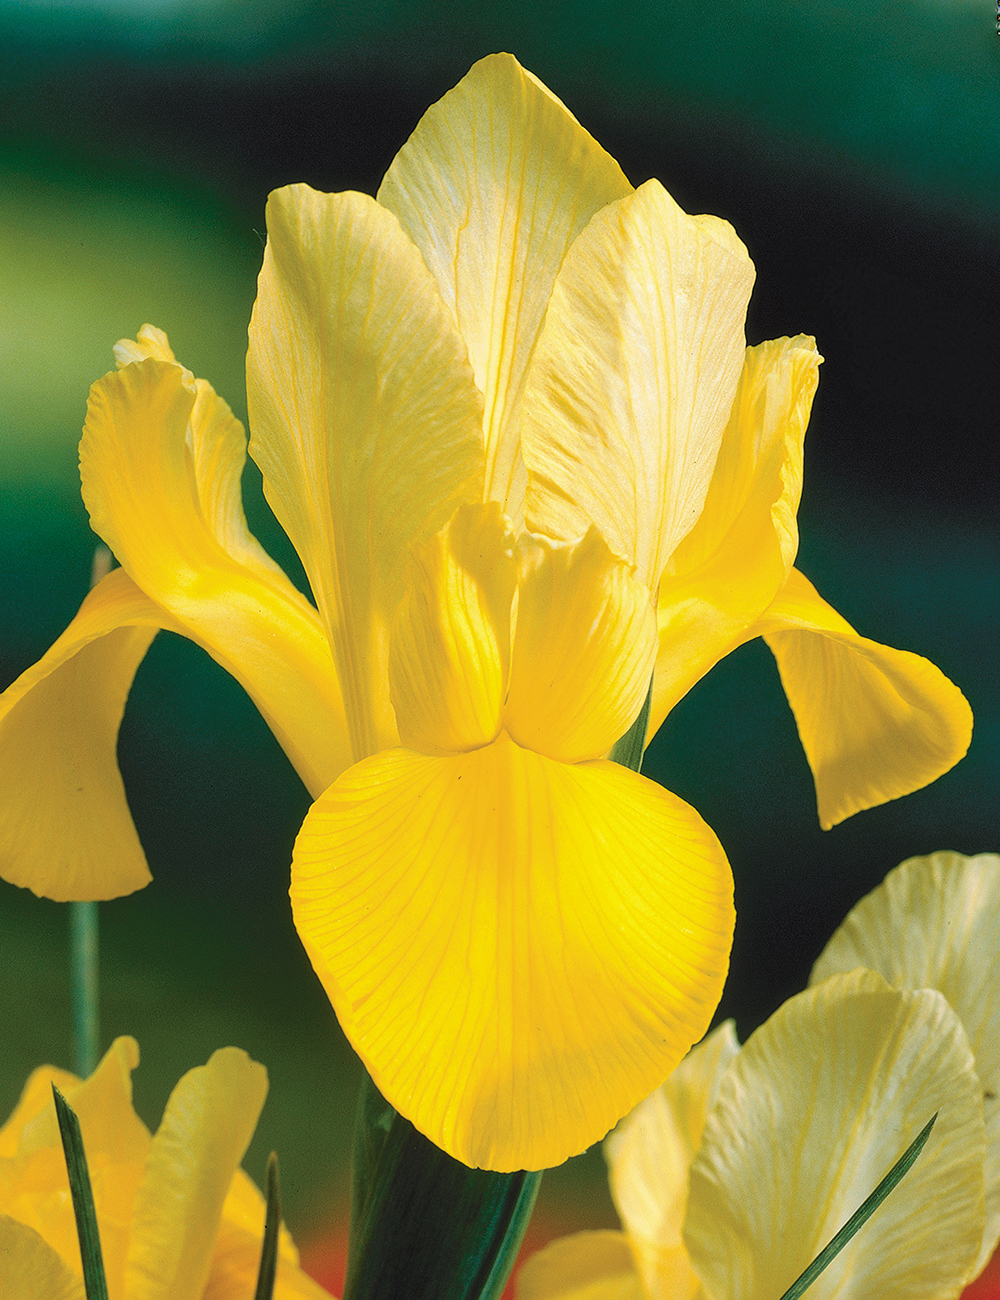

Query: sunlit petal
[247,183,485,761]
[812,851,1000,1272]
[0,1067,80,1158]
[752,568,973,827]
[378,52,632,521]
[291,733,733,1171]
[506,529,657,763]
[0,1216,86,1300]
[523,178,754,591]
[685,969,985,1300]
[516,1231,642,1300]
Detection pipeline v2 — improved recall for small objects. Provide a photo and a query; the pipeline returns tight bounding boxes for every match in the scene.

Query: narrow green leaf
[52,1084,109,1300]
[608,676,653,774]
[777,1112,938,1300]
[253,1151,281,1300]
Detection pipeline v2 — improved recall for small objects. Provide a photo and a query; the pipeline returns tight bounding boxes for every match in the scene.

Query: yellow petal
[378,52,633,521]
[0,1066,80,1158]
[505,529,657,763]
[124,1048,268,1300]
[647,336,821,740]
[291,732,734,1171]
[247,184,485,762]
[80,355,350,797]
[685,969,986,1300]
[516,1231,642,1300]
[0,567,162,900]
[523,178,755,591]
[0,1216,86,1300]
[202,1209,332,1300]
[389,503,516,755]
[753,568,973,827]
[812,851,1000,1273]
[605,1022,738,1300]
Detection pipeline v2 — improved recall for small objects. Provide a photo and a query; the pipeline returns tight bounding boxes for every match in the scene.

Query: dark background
[1,0,997,1268]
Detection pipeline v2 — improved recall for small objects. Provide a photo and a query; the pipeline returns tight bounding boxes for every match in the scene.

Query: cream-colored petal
[389,503,516,755]
[378,52,633,522]
[80,357,350,797]
[685,969,986,1300]
[0,567,162,900]
[0,1216,86,1300]
[605,1022,738,1300]
[523,178,755,591]
[516,1231,642,1300]
[124,1048,267,1300]
[812,851,1000,1272]
[291,732,733,1171]
[505,529,657,764]
[752,568,973,827]
[247,183,485,762]
[647,336,821,741]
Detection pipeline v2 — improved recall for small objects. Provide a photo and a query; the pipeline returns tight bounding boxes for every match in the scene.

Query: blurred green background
[1,0,997,1279]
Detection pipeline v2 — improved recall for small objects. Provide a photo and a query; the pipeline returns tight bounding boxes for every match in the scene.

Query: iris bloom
[0,1037,331,1300]
[0,56,971,1170]
[518,851,1000,1300]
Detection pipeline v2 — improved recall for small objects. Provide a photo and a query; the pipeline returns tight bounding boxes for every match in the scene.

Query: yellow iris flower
[0,55,971,1170]
[519,851,1000,1300]
[0,1037,331,1300]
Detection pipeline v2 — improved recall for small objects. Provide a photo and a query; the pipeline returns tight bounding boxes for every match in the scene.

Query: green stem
[70,900,100,1077]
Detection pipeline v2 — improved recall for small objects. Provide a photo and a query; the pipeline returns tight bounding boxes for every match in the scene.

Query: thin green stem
[70,900,100,1078]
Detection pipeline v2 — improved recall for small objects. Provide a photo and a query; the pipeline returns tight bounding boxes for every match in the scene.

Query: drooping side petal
[647,336,821,740]
[79,357,350,797]
[0,567,164,900]
[505,529,657,763]
[247,184,485,761]
[378,52,633,521]
[291,732,734,1171]
[516,1231,643,1300]
[124,1048,268,1300]
[0,1217,86,1300]
[523,178,755,592]
[685,970,986,1300]
[752,568,973,828]
[812,851,1000,1273]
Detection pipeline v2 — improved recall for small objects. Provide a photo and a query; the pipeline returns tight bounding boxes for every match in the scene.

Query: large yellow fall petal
[516,1231,643,1300]
[752,568,973,828]
[247,184,485,762]
[812,851,1000,1273]
[291,732,734,1171]
[79,356,350,797]
[0,1217,86,1300]
[378,52,633,521]
[124,1048,267,1300]
[647,336,820,740]
[505,529,657,764]
[522,178,755,591]
[685,970,985,1300]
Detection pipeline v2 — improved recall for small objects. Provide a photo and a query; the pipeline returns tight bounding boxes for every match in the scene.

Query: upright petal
[0,1217,86,1300]
[812,851,1000,1273]
[378,52,632,521]
[752,568,973,827]
[516,1231,642,1300]
[523,178,755,591]
[685,970,986,1300]
[247,184,485,761]
[291,732,734,1171]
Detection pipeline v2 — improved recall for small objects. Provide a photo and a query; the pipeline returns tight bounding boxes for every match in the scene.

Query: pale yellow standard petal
[505,529,657,764]
[752,568,973,827]
[685,970,986,1300]
[378,52,633,521]
[79,356,350,797]
[647,336,820,740]
[291,733,734,1171]
[247,184,485,762]
[812,851,1000,1272]
[389,503,516,755]
[0,1216,86,1300]
[516,1231,642,1300]
[0,567,164,900]
[523,178,755,591]
[605,1022,738,1300]
[124,1048,267,1300]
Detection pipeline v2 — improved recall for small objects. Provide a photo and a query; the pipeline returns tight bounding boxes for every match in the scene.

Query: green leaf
[608,676,653,773]
[343,1071,542,1300]
[777,1112,938,1300]
[253,1151,281,1300]
[51,1084,109,1300]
